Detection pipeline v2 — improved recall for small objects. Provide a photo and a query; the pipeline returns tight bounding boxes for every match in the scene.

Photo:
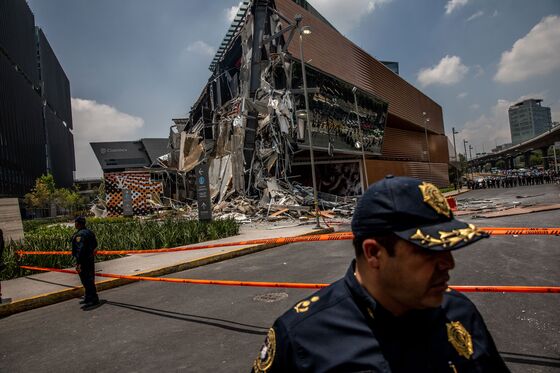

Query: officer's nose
[436,251,455,271]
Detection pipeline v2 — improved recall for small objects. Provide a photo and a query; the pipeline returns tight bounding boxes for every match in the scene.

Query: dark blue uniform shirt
[252,261,509,372]
[71,228,98,264]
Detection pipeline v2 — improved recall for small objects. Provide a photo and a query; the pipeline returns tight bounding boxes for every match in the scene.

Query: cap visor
[394,218,489,251]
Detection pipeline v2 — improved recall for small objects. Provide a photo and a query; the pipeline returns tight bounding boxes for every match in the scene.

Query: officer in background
[72,216,100,310]
[251,176,509,372]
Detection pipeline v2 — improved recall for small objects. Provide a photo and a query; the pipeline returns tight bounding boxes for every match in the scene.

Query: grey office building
[0,0,75,197]
[508,99,552,144]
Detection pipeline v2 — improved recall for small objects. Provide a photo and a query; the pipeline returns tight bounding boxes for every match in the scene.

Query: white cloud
[495,15,560,83]
[470,103,480,110]
[226,2,243,22]
[466,10,484,22]
[457,100,511,154]
[308,0,392,34]
[473,64,484,77]
[417,55,469,87]
[71,98,144,178]
[457,92,468,99]
[445,0,468,15]
[491,10,498,17]
[185,40,215,57]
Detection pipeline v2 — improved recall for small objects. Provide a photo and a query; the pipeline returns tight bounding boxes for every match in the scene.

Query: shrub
[1,218,239,280]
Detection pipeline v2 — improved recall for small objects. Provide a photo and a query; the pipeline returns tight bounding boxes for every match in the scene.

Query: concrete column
[524,152,531,168]
[507,157,514,169]
[541,146,550,170]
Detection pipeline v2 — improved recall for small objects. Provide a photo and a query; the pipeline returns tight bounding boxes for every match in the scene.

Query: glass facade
[508,99,552,144]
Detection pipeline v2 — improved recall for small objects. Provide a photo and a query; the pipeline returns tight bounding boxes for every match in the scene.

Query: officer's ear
[361,238,384,269]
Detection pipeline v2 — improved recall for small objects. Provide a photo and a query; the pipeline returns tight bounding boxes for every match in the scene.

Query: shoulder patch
[446,321,473,359]
[293,295,320,313]
[75,236,81,243]
[253,327,276,372]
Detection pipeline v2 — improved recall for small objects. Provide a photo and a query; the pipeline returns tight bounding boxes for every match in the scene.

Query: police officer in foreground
[72,216,100,310]
[252,176,510,372]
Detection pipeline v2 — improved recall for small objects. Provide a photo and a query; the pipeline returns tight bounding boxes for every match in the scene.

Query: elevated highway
[468,125,560,170]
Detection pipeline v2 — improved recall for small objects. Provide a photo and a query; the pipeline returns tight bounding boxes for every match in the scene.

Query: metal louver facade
[276,0,449,186]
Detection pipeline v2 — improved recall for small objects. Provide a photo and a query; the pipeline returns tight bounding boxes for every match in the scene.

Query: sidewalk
[0,223,333,318]
[443,187,470,198]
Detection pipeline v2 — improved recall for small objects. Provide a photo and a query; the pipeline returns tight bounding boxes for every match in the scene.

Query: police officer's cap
[352,176,488,251]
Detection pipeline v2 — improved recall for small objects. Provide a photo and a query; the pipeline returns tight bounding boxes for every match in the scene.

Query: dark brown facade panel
[365,159,449,187]
[382,127,428,161]
[429,134,450,164]
[276,0,444,134]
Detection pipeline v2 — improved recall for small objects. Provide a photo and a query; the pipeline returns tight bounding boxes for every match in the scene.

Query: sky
[26,0,560,179]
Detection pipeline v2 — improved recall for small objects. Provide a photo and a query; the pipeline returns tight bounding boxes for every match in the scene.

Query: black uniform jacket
[71,228,98,264]
[252,261,510,373]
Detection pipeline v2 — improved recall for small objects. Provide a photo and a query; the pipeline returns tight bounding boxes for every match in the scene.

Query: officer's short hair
[353,234,398,258]
[74,216,86,225]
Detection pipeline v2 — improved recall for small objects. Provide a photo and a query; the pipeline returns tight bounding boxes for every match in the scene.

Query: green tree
[496,160,506,170]
[530,153,542,167]
[24,174,57,208]
[54,188,86,214]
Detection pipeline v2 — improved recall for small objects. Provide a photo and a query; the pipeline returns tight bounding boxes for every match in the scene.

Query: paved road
[1,184,559,372]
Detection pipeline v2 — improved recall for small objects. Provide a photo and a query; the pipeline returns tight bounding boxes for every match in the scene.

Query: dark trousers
[79,262,99,303]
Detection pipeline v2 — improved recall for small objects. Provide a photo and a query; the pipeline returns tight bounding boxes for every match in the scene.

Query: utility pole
[469,145,474,177]
[452,127,459,189]
[463,139,469,182]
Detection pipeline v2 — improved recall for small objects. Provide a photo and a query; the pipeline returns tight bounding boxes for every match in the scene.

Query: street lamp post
[469,144,474,177]
[298,20,321,229]
[452,127,459,189]
[352,87,369,191]
[422,112,432,181]
[463,139,469,182]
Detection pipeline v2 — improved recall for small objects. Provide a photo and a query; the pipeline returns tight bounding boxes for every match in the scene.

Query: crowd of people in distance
[466,169,559,190]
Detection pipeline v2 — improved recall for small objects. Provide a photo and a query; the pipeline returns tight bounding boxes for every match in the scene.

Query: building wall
[38,28,73,128]
[0,0,39,86]
[0,0,74,196]
[0,52,46,196]
[104,172,163,217]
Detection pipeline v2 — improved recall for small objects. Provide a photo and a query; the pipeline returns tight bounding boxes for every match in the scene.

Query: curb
[0,227,334,318]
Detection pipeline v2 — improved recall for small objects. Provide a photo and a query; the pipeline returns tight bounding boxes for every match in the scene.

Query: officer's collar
[344,260,380,314]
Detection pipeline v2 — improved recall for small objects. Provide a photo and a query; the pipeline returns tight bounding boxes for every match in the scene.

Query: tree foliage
[24,173,86,213]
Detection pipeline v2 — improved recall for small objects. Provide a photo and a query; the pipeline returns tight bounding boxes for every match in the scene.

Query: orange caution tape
[19,266,326,289]
[15,228,560,257]
[16,232,354,256]
[19,265,560,293]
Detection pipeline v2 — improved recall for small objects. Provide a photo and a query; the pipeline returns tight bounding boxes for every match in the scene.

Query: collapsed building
[169,0,449,208]
[91,0,450,219]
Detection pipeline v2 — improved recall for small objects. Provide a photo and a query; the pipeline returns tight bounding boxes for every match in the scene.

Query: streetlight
[452,127,459,189]
[352,87,369,191]
[422,112,432,181]
[297,18,321,229]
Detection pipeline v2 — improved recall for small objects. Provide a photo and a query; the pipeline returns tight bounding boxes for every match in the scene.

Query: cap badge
[253,328,276,372]
[446,321,473,359]
[418,182,451,217]
[294,296,320,313]
[410,224,485,248]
